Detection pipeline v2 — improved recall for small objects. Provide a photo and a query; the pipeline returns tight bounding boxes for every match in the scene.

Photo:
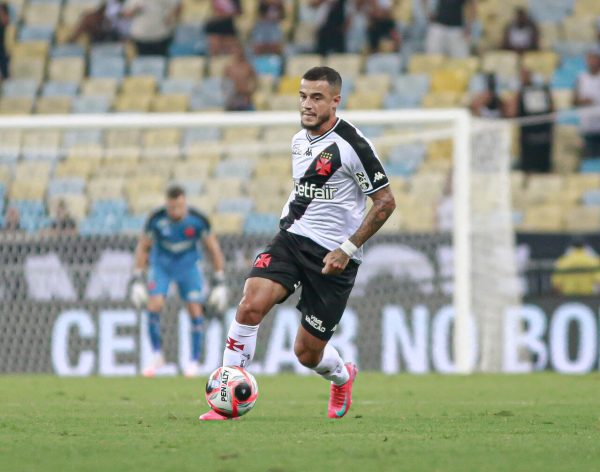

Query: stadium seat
[35,96,72,114]
[10,57,45,84]
[217,197,254,214]
[168,56,205,82]
[114,95,152,113]
[407,54,445,74]
[326,54,363,79]
[119,214,146,234]
[71,96,112,114]
[353,74,391,93]
[243,213,280,235]
[63,129,103,148]
[21,131,61,160]
[18,25,54,42]
[431,69,469,94]
[48,57,85,83]
[346,91,384,110]
[42,81,79,98]
[214,159,255,179]
[151,94,189,112]
[160,78,196,95]
[522,204,564,231]
[210,213,244,235]
[55,158,99,179]
[90,42,125,58]
[286,54,323,76]
[565,207,600,232]
[365,53,403,76]
[522,51,559,81]
[482,51,519,79]
[81,78,119,98]
[48,177,86,197]
[0,97,33,115]
[253,55,283,77]
[130,56,167,80]
[50,43,85,58]
[90,56,126,80]
[207,55,232,78]
[2,79,38,98]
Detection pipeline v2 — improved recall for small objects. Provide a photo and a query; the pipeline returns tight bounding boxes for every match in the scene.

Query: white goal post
[0,109,517,374]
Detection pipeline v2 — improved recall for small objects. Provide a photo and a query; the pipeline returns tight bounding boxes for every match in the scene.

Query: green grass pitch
[2,374,600,472]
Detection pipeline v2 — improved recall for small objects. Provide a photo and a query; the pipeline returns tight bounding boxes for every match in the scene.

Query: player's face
[299,79,341,133]
[166,196,187,221]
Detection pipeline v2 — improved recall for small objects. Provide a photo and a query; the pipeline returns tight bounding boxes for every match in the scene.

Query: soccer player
[200,66,396,420]
[130,185,228,377]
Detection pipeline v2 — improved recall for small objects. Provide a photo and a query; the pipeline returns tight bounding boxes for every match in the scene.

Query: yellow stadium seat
[422,92,464,108]
[136,161,174,178]
[286,54,323,76]
[66,145,104,160]
[408,54,445,74]
[552,90,573,111]
[15,161,52,180]
[402,205,436,232]
[55,158,99,179]
[22,130,61,153]
[93,160,138,178]
[130,193,164,215]
[125,176,166,199]
[121,76,156,95]
[87,178,125,200]
[325,54,362,78]
[254,158,291,178]
[10,179,46,200]
[181,0,211,22]
[173,160,216,180]
[104,148,140,162]
[0,129,21,149]
[35,97,72,114]
[210,213,244,235]
[0,164,12,186]
[49,57,85,83]
[410,172,447,202]
[431,69,469,94]
[10,40,49,58]
[353,74,391,93]
[106,129,141,148]
[482,50,519,79]
[522,204,564,232]
[81,78,119,97]
[525,174,564,204]
[168,57,205,80]
[24,2,61,26]
[151,94,189,112]
[208,55,232,77]
[223,127,261,142]
[10,57,45,84]
[142,129,181,159]
[346,91,383,110]
[563,17,596,42]
[522,51,558,81]
[114,95,152,112]
[538,23,559,50]
[268,94,298,110]
[262,126,298,143]
[444,56,480,75]
[187,195,217,213]
[62,3,95,28]
[278,75,301,95]
[49,194,88,221]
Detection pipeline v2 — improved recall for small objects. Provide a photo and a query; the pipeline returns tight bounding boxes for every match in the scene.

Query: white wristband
[339,240,358,258]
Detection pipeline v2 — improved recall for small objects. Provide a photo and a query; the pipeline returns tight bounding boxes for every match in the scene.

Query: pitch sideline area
[1,374,599,471]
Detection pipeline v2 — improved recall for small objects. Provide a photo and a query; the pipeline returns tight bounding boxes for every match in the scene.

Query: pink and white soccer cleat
[198,410,240,421]
[327,363,358,419]
[142,352,165,377]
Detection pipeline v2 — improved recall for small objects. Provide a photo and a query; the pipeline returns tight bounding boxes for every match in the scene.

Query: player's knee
[235,296,266,325]
[147,297,164,312]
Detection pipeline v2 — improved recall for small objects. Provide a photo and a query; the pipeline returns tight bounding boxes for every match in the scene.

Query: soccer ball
[205,366,259,418]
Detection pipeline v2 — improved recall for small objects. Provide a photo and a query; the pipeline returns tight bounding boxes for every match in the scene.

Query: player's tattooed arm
[322,186,395,275]
[349,186,396,248]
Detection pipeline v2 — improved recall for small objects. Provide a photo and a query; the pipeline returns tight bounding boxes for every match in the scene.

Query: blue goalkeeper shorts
[147,263,205,303]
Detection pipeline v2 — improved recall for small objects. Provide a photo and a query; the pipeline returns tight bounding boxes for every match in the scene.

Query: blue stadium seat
[160,78,196,95]
[582,190,600,206]
[89,199,128,218]
[71,96,112,114]
[90,56,126,79]
[79,216,120,235]
[528,0,572,23]
[214,160,254,179]
[253,55,283,77]
[183,127,221,144]
[179,180,203,196]
[581,159,600,174]
[366,53,403,76]
[51,44,86,58]
[48,177,86,197]
[62,129,102,147]
[119,215,146,234]
[18,25,54,42]
[90,42,125,58]
[392,74,430,97]
[554,41,589,58]
[10,200,45,218]
[170,23,206,56]
[217,197,254,214]
[2,79,38,98]
[243,213,280,235]
[130,56,167,80]
[42,81,79,97]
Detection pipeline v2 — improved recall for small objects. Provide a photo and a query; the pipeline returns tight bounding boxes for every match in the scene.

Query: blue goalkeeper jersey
[144,207,211,270]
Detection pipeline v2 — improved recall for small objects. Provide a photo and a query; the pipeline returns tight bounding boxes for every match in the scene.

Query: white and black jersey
[279,118,389,262]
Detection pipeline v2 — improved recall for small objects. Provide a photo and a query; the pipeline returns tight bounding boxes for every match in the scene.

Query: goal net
[0,110,518,375]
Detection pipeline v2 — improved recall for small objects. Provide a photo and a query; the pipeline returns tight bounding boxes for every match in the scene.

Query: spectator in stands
[552,237,600,296]
[470,73,507,118]
[357,0,401,53]
[205,0,241,56]
[573,47,600,158]
[424,0,475,58]
[68,0,129,44]
[122,0,181,56]
[223,44,257,111]
[507,68,554,173]
[501,7,539,53]
[311,0,347,56]
[48,200,77,237]
[2,207,21,233]
[0,2,9,80]
[252,0,285,55]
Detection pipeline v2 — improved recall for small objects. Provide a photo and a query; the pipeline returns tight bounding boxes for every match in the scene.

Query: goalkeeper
[130,185,228,377]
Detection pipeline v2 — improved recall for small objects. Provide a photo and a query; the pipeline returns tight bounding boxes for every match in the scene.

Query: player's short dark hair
[166,184,185,199]
[302,66,342,93]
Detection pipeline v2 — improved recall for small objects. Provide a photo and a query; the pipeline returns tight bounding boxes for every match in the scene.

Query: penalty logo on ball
[205,366,259,418]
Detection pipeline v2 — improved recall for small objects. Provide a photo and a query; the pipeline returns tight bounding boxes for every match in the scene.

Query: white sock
[314,344,349,386]
[222,320,259,368]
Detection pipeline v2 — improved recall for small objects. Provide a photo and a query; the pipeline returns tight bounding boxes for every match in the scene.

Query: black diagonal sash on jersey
[280,143,342,230]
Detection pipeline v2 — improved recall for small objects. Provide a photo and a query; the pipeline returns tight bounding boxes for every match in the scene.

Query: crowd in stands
[0,0,600,238]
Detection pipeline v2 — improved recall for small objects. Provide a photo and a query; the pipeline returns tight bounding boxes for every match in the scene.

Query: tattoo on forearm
[350,197,395,247]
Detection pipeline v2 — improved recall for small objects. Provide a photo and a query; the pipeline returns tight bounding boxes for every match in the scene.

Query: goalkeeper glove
[129,270,148,309]
[207,271,229,313]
